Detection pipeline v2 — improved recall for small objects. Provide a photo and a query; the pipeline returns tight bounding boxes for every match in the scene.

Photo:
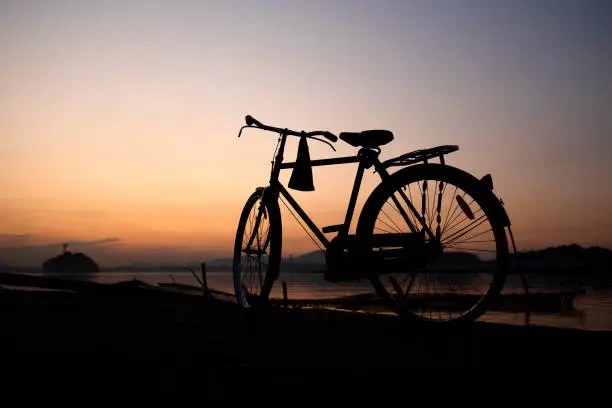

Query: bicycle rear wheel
[357,164,509,325]
[233,188,282,309]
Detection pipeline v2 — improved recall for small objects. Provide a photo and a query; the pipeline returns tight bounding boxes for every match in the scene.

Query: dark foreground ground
[2,286,611,397]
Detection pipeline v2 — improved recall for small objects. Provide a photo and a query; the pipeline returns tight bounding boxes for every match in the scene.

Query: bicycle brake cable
[279,194,325,254]
[270,134,282,170]
[308,136,336,151]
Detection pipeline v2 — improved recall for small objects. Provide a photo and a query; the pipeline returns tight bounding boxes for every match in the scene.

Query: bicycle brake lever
[237,125,250,138]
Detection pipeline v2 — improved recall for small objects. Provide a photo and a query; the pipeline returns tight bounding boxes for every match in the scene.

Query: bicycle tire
[356,163,509,325]
[232,188,282,309]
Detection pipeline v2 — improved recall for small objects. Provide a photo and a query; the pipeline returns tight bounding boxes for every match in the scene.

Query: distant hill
[275,244,612,275]
[193,251,328,273]
[511,244,612,273]
[2,243,609,276]
[42,251,99,274]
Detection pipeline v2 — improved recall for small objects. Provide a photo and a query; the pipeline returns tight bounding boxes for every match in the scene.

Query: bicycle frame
[235,116,516,324]
[263,130,436,251]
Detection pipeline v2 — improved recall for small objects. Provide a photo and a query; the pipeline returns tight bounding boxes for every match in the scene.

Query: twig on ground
[168,274,184,294]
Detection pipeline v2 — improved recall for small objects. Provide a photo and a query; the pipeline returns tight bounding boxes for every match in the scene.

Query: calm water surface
[8,270,611,331]
[89,270,612,332]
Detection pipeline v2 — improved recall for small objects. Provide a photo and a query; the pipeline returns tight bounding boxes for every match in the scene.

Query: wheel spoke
[364,167,508,324]
[441,215,488,247]
[233,194,279,309]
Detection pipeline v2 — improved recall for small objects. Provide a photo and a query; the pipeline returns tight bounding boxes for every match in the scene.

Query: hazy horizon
[1,238,610,269]
[2,1,612,267]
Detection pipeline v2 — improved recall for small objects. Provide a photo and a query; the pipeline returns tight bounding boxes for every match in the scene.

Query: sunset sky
[1,1,611,267]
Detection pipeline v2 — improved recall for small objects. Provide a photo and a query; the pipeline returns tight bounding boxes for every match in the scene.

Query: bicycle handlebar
[245,114,262,128]
[244,114,338,143]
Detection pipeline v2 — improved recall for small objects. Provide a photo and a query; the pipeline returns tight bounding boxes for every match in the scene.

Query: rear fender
[359,164,512,237]
[478,173,511,227]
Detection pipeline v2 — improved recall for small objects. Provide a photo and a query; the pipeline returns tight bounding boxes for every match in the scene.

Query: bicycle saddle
[339,130,394,148]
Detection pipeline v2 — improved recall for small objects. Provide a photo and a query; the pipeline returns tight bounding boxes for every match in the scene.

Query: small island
[42,243,100,274]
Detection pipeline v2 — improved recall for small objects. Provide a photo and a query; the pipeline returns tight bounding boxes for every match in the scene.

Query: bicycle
[232,114,515,325]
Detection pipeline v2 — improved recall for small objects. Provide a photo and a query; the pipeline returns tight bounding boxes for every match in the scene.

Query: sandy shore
[2,286,611,395]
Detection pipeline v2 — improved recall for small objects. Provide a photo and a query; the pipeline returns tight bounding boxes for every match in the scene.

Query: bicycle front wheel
[357,164,509,325]
[232,188,282,309]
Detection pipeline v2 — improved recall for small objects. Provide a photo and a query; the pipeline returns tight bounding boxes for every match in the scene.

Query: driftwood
[0,271,211,301]
[157,281,233,297]
[0,271,103,292]
[0,271,585,314]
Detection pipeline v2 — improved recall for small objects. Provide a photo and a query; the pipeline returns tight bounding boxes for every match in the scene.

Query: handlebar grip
[323,131,338,143]
[245,114,265,128]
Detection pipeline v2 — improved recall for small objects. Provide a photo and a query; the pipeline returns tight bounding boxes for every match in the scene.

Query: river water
[83,270,612,332]
[4,269,611,331]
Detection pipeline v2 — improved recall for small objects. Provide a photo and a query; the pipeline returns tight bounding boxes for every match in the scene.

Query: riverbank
[2,284,611,396]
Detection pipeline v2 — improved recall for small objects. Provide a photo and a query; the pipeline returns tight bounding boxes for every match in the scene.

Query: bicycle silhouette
[233,115,514,325]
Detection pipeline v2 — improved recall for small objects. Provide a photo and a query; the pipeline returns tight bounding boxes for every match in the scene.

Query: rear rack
[381,145,459,168]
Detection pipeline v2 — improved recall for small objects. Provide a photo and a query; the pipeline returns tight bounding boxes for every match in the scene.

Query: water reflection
[44,272,97,283]
[31,270,612,332]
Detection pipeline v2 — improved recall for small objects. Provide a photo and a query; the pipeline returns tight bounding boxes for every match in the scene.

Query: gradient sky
[1,0,611,266]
